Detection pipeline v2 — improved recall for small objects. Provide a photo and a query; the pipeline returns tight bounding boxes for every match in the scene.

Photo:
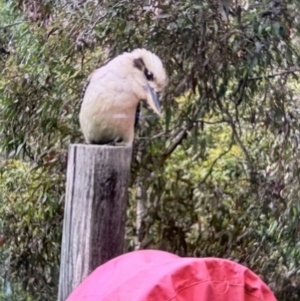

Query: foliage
[0,160,62,300]
[1,0,300,300]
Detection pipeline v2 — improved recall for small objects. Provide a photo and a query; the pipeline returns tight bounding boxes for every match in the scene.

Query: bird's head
[130,48,168,116]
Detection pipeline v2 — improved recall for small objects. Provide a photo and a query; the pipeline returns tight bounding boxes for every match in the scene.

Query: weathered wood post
[58,144,132,301]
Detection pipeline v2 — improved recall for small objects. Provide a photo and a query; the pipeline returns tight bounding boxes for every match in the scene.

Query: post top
[69,143,133,150]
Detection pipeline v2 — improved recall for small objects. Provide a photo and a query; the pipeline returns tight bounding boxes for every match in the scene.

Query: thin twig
[0,22,23,29]
[231,122,252,166]
[214,81,253,172]
[200,130,234,183]
[248,69,300,81]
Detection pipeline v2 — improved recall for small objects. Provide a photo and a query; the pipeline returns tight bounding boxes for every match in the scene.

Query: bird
[79,48,168,145]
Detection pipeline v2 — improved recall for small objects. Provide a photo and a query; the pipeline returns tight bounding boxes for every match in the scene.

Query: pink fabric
[66,250,277,301]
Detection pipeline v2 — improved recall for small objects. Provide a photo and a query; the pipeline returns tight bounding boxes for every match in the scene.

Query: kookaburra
[79,48,168,145]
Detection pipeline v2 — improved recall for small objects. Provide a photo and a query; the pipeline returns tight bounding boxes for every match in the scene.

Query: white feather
[79,48,167,145]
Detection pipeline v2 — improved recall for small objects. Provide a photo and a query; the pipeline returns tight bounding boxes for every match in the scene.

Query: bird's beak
[145,84,161,116]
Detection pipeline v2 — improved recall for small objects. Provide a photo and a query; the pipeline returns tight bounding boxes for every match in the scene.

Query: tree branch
[162,122,193,158]
[248,68,300,81]
[162,94,207,158]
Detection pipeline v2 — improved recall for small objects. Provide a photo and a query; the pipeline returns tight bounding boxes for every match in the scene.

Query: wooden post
[58,144,132,301]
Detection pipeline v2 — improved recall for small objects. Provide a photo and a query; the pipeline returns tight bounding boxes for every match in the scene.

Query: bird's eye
[144,69,154,81]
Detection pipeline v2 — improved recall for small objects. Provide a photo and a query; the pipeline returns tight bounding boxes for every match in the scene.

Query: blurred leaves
[0,160,63,300]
